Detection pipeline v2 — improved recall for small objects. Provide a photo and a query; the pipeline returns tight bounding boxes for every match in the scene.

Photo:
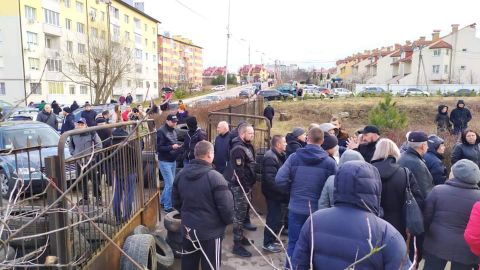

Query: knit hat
[63,107,72,113]
[427,134,444,151]
[339,149,364,165]
[451,159,480,185]
[186,116,198,130]
[321,133,338,150]
[291,127,305,138]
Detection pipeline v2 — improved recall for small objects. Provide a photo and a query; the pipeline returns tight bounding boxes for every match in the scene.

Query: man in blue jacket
[291,161,411,270]
[213,121,230,174]
[424,135,447,185]
[60,107,75,134]
[275,127,337,263]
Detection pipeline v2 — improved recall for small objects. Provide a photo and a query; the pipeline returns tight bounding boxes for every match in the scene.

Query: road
[182,83,269,105]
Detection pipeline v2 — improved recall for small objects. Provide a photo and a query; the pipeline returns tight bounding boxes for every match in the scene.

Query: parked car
[443,88,476,97]
[358,87,387,97]
[398,88,430,97]
[211,85,226,91]
[72,104,123,121]
[277,84,297,97]
[192,95,223,107]
[304,84,318,91]
[239,89,253,99]
[332,88,354,98]
[0,121,74,199]
[257,90,292,101]
[252,82,262,93]
[0,100,14,121]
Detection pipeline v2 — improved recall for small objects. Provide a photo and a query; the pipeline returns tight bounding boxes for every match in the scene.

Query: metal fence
[214,97,265,118]
[0,121,159,269]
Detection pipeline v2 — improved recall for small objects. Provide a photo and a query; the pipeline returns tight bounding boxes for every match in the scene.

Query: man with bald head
[213,121,230,174]
[36,104,58,130]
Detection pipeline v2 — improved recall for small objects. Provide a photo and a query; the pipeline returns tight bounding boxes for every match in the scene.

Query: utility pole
[224,0,231,90]
[105,0,112,100]
[416,46,423,87]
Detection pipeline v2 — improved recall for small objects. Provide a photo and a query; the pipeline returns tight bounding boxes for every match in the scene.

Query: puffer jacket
[275,144,337,215]
[424,178,480,265]
[450,100,472,130]
[261,148,288,202]
[424,149,447,185]
[371,157,424,238]
[292,161,411,270]
[226,137,256,191]
[398,147,434,198]
[435,105,452,132]
[172,159,234,240]
[36,110,58,130]
[285,133,306,158]
[213,131,231,174]
[451,141,480,167]
[80,109,97,127]
[465,201,480,256]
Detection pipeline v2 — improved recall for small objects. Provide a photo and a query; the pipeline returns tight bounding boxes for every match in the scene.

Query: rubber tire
[133,225,150,235]
[0,169,12,200]
[77,222,116,241]
[166,230,183,259]
[5,206,48,248]
[163,210,181,233]
[69,205,116,226]
[150,231,174,269]
[0,245,15,261]
[72,229,91,264]
[120,234,157,270]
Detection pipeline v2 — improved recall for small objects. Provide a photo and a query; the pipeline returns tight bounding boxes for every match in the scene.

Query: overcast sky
[144,0,480,71]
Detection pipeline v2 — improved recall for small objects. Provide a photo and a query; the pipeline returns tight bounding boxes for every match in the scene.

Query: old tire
[0,245,15,261]
[5,206,48,248]
[133,225,150,235]
[121,234,157,270]
[150,231,174,269]
[166,230,183,259]
[72,229,90,264]
[77,222,116,241]
[163,210,181,233]
[69,205,116,226]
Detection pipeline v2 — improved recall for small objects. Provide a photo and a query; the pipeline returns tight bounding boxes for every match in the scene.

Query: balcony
[43,23,62,37]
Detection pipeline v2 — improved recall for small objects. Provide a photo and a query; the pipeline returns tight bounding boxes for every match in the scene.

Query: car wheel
[0,169,11,200]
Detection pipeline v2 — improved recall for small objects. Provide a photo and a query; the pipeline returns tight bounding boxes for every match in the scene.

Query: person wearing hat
[423,159,480,270]
[263,104,275,127]
[286,127,306,158]
[321,132,339,160]
[60,106,75,134]
[157,113,182,213]
[424,135,447,185]
[80,103,97,127]
[347,125,381,163]
[450,100,472,135]
[318,123,338,136]
[69,118,103,205]
[183,116,207,166]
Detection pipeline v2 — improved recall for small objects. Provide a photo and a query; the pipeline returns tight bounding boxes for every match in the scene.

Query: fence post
[45,155,70,267]
[228,105,232,125]
[136,127,145,206]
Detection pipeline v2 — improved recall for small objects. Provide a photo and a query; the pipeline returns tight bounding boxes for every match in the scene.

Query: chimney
[451,24,460,32]
[395,43,402,50]
[432,30,440,41]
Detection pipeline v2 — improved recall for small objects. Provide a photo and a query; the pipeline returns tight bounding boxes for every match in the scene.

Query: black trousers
[264,198,282,246]
[424,252,479,270]
[77,161,102,200]
[181,237,222,270]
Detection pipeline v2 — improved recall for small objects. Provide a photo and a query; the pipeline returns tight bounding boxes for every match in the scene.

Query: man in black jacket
[262,135,287,253]
[125,93,134,105]
[213,121,230,173]
[36,104,58,130]
[157,114,182,212]
[263,104,275,127]
[229,124,256,257]
[183,116,207,165]
[60,107,75,134]
[80,103,97,127]
[450,100,472,135]
[286,127,306,158]
[173,141,233,270]
[348,125,380,162]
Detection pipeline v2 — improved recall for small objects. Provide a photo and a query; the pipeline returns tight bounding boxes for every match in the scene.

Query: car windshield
[0,101,13,108]
[1,127,59,150]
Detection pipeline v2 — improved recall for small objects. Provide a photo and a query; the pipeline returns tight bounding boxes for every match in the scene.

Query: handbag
[403,168,424,236]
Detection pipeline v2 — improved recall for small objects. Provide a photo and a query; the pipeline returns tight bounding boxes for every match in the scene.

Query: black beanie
[321,133,338,150]
[186,116,198,130]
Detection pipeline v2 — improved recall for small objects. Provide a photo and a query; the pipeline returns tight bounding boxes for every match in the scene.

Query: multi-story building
[158,33,203,89]
[238,64,269,82]
[0,0,160,105]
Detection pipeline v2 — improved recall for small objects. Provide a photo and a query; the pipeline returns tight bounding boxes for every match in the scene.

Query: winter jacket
[450,100,472,130]
[337,128,349,148]
[176,111,189,124]
[118,96,126,105]
[398,147,434,198]
[172,159,234,241]
[80,110,97,127]
[285,133,306,158]
[263,105,274,120]
[121,110,130,122]
[226,137,256,191]
[424,150,447,185]
[125,95,133,105]
[36,110,58,130]
[275,144,337,215]
[465,201,480,256]
[399,141,409,153]
[70,102,79,112]
[423,178,480,265]
[319,150,364,209]
[292,161,410,270]
[435,105,452,132]
[451,142,480,167]
[355,139,378,162]
[60,113,75,134]
[371,157,424,238]
[69,131,102,157]
[51,102,61,115]
[261,148,288,202]
[213,132,231,174]
[156,123,181,162]
[96,123,112,149]
[183,128,207,161]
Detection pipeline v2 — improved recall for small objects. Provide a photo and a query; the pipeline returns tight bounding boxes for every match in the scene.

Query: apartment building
[0,0,160,105]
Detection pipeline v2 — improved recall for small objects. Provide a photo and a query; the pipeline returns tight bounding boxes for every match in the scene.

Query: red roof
[429,40,452,49]
[390,50,401,57]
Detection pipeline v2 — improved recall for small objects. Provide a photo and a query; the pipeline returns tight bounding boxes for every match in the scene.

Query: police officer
[229,124,256,257]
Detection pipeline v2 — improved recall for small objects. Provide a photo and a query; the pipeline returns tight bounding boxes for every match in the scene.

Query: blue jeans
[159,161,176,210]
[286,212,309,266]
[113,173,135,222]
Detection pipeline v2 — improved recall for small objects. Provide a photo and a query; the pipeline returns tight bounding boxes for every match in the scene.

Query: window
[89,8,97,20]
[127,80,131,87]
[135,34,141,44]
[135,48,142,59]
[30,83,41,94]
[145,38,148,46]
[433,49,441,56]
[460,65,466,70]
[91,27,98,37]
[76,1,84,13]
[48,82,64,94]
[100,30,106,39]
[462,48,467,52]
[110,6,119,19]
[100,11,105,21]
[112,25,120,42]
[446,49,449,56]
[136,80,143,88]
[432,65,440,74]
[28,58,40,70]
[66,41,73,52]
[152,27,155,34]
[80,85,88,95]
[77,22,85,33]
[69,85,75,95]
[145,52,148,61]
[0,82,5,95]
[135,64,142,73]
[79,64,86,75]
[444,65,449,74]
[134,18,140,29]
[44,9,60,26]
[0,56,3,68]
[25,6,36,21]
[45,36,52,48]
[144,24,147,31]
[153,82,157,89]
[152,41,155,49]
[152,55,156,63]
[124,14,129,23]
[77,43,85,54]
[124,31,130,40]
[26,31,38,45]
[47,59,62,72]
[64,0,71,8]
[65,18,71,30]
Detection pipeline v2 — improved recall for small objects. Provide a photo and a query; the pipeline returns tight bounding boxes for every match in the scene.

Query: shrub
[436,89,442,96]
[368,95,408,130]
[174,88,187,99]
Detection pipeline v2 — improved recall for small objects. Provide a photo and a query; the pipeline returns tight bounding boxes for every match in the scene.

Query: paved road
[182,83,269,105]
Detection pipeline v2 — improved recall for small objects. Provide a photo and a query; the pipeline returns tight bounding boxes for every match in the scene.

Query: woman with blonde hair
[371,138,424,239]
[112,104,122,124]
